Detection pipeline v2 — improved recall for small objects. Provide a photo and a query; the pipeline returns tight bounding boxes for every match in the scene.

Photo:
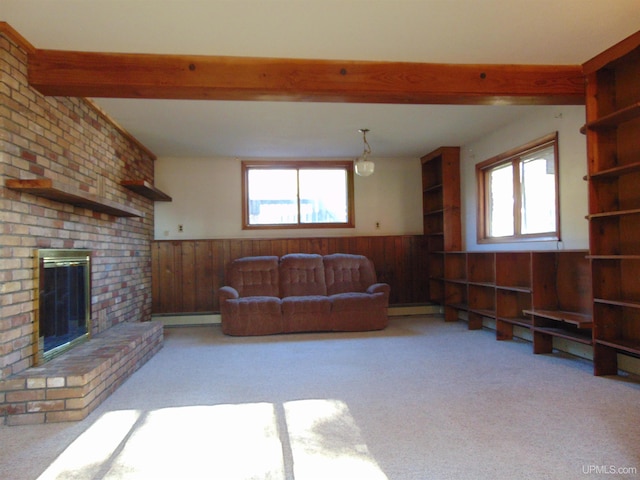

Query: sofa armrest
[219,286,239,301]
[367,283,390,296]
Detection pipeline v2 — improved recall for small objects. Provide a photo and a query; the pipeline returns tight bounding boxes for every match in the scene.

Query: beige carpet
[1,315,639,480]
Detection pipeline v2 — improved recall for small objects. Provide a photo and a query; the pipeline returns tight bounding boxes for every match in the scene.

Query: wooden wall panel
[151,235,429,314]
[181,241,196,312]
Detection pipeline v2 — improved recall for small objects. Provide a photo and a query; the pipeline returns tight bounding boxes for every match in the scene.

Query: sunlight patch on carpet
[37,410,142,480]
[38,405,284,480]
[35,401,388,479]
[102,404,285,479]
[284,399,388,480]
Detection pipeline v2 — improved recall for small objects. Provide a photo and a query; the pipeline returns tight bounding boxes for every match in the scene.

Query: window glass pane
[243,161,353,229]
[477,133,559,242]
[488,163,514,237]
[520,146,556,234]
[299,169,348,223]
[247,169,298,225]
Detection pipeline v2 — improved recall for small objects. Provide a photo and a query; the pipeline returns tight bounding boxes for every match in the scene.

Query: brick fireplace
[0,25,162,424]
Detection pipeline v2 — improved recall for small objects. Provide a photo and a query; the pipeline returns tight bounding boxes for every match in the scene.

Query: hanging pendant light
[355,128,375,177]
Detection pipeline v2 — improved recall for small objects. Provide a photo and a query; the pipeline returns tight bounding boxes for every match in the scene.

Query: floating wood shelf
[497,315,533,329]
[523,309,593,329]
[424,208,445,216]
[468,307,496,318]
[5,178,143,217]
[588,208,640,219]
[594,298,640,309]
[588,254,640,261]
[121,180,172,201]
[595,338,640,356]
[588,161,640,179]
[497,285,532,294]
[446,302,468,311]
[533,327,593,345]
[586,101,640,131]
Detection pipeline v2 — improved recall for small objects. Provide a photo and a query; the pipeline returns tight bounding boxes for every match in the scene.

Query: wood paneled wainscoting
[151,235,429,314]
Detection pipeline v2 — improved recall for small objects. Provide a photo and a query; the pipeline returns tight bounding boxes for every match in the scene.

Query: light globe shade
[355,159,375,177]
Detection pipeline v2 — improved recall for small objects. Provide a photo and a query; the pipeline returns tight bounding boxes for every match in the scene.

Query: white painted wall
[153,105,588,246]
[460,106,589,251]
[154,157,424,240]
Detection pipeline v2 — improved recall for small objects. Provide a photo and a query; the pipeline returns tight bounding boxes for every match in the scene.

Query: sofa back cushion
[229,256,280,297]
[323,253,377,295]
[280,253,327,297]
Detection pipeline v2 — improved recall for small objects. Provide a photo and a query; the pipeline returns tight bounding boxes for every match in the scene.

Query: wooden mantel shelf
[121,180,172,201]
[5,178,144,217]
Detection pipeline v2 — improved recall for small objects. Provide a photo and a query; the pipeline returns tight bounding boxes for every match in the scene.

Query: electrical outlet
[178,224,184,232]
[375,221,380,229]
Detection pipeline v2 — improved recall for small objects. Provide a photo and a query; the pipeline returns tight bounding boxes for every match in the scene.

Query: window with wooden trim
[242,160,355,229]
[477,132,559,242]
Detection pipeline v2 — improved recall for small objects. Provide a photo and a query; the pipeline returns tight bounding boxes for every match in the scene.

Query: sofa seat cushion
[234,295,282,309]
[282,295,331,332]
[221,296,283,336]
[280,253,327,297]
[329,292,388,332]
[330,292,383,311]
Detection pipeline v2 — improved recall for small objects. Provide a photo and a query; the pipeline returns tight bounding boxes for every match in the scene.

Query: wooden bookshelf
[421,147,461,305]
[583,31,640,375]
[443,250,592,359]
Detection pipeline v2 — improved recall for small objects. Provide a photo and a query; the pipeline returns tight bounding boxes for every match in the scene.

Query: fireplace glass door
[37,249,91,363]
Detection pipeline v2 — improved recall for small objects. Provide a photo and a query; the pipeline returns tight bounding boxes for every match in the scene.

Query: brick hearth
[0,321,163,425]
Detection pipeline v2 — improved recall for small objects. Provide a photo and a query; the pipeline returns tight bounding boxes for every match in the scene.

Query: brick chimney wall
[0,31,155,380]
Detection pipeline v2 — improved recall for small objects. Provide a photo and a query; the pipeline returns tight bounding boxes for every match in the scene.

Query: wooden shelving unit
[443,250,592,357]
[495,252,533,339]
[525,251,592,354]
[467,252,496,330]
[5,178,143,217]
[443,252,467,321]
[121,180,172,201]
[420,147,461,305]
[583,31,640,375]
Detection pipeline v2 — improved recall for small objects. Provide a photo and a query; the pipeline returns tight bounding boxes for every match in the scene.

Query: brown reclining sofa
[219,253,390,335]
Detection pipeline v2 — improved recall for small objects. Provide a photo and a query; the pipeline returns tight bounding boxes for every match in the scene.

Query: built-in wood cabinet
[443,250,592,355]
[583,31,640,375]
[421,147,461,305]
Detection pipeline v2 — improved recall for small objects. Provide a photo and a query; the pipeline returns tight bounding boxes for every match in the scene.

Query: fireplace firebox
[36,249,92,364]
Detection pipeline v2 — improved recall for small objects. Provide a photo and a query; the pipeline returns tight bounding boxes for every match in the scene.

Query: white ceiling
[4,0,640,158]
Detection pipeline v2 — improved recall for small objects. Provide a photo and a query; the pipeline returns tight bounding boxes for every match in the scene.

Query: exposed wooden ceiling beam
[28,49,585,105]
[0,22,36,54]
